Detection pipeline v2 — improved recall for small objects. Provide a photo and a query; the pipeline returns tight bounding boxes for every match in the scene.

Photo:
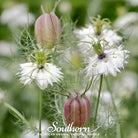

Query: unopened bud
[64,93,90,127]
[35,12,62,48]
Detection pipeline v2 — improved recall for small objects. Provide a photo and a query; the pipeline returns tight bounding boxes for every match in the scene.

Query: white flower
[98,104,115,128]
[114,12,138,28]
[0,4,35,27]
[21,120,49,138]
[113,71,137,99]
[126,0,138,6]
[0,67,12,82]
[102,29,122,45]
[114,12,138,37]
[74,24,122,57]
[100,91,112,104]
[19,62,63,90]
[0,41,17,56]
[58,1,72,14]
[85,46,129,77]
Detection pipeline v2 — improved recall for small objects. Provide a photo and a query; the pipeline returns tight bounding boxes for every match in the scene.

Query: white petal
[18,62,63,89]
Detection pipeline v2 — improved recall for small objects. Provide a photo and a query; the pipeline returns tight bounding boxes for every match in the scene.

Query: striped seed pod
[34,12,61,48]
[64,93,90,127]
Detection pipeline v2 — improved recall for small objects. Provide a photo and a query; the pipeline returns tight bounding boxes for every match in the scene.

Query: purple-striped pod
[34,12,62,48]
[64,93,90,127]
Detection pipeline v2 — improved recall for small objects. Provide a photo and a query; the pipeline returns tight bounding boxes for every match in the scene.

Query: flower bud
[34,12,61,48]
[64,93,90,127]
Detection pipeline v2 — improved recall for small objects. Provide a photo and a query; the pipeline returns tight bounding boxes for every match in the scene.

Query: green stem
[40,5,45,14]
[53,0,61,12]
[76,70,79,92]
[4,102,29,126]
[51,90,69,98]
[81,77,93,96]
[56,83,70,93]
[94,74,103,127]
[105,78,123,138]
[39,90,43,138]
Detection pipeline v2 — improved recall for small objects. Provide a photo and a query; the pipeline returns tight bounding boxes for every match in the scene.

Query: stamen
[98,53,106,59]
[38,66,44,70]
[95,32,101,36]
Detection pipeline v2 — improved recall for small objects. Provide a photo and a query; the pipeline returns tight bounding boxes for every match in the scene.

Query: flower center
[35,51,46,69]
[92,40,104,56]
[98,53,106,59]
[38,66,44,70]
[90,16,110,36]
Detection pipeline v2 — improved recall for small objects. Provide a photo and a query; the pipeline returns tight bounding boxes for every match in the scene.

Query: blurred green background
[0,0,138,138]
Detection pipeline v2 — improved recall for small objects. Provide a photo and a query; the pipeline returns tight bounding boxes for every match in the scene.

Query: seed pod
[34,12,61,48]
[64,93,90,127]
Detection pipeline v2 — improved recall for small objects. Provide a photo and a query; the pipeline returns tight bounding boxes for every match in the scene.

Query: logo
[47,121,90,133]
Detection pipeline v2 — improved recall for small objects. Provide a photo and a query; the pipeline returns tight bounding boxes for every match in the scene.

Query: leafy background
[0,0,138,138]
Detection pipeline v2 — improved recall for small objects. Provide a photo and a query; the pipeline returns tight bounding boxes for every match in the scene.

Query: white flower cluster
[18,16,129,90]
[74,19,129,77]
